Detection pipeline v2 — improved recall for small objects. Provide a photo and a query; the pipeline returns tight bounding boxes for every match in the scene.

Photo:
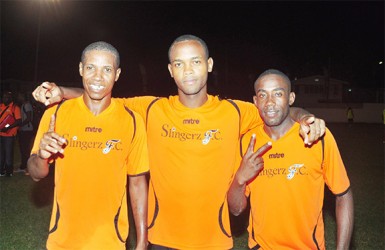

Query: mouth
[265,109,279,117]
[183,78,197,85]
[89,84,105,91]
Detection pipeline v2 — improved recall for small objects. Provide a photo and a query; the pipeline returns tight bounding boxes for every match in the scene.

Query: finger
[41,81,55,91]
[313,119,321,141]
[305,116,315,125]
[48,114,56,132]
[307,123,316,144]
[41,82,62,106]
[254,141,272,157]
[32,85,43,101]
[50,133,67,147]
[319,119,326,137]
[45,95,62,106]
[299,116,314,144]
[245,134,256,155]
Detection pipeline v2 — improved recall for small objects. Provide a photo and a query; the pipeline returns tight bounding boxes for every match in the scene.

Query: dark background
[1,1,384,100]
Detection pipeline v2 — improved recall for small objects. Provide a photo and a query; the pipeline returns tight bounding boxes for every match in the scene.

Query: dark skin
[228,73,354,249]
[227,134,272,216]
[27,49,148,250]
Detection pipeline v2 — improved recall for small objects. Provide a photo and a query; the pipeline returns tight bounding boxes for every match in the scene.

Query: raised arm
[228,135,271,216]
[128,174,148,250]
[335,189,354,250]
[290,107,326,145]
[27,114,67,181]
[33,82,83,106]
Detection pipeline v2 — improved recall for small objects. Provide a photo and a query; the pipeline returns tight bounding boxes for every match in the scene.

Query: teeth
[266,110,277,116]
[90,84,104,90]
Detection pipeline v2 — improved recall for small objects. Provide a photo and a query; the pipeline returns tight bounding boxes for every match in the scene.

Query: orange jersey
[239,123,350,250]
[0,102,21,137]
[31,97,149,250]
[118,95,262,249]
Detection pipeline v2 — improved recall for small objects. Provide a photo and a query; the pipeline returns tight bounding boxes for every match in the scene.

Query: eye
[86,65,93,70]
[105,67,113,73]
[275,92,283,97]
[258,93,266,98]
[193,59,201,65]
[174,62,182,68]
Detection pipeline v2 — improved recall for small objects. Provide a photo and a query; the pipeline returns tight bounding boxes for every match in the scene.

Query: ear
[115,68,121,82]
[289,92,295,106]
[79,62,83,77]
[207,57,214,72]
[167,64,174,78]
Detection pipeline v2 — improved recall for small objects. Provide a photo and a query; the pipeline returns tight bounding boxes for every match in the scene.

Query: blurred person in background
[15,92,34,175]
[0,91,21,177]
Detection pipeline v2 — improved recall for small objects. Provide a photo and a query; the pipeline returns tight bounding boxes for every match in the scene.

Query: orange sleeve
[233,100,263,134]
[126,111,149,176]
[115,96,157,119]
[323,129,351,195]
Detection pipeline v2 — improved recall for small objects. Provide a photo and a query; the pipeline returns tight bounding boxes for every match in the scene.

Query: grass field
[0,123,383,249]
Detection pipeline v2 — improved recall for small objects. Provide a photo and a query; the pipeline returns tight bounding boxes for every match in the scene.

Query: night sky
[1,1,384,100]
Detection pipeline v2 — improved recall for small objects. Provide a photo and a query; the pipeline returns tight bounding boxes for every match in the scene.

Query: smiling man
[31,35,326,249]
[27,41,149,250]
[228,69,353,250]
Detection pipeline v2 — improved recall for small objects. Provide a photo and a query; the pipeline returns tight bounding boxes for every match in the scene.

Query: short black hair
[168,34,209,62]
[254,69,291,92]
[81,41,120,67]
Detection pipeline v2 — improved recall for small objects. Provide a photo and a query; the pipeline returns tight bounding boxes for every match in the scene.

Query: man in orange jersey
[27,41,149,250]
[32,35,326,249]
[228,69,353,250]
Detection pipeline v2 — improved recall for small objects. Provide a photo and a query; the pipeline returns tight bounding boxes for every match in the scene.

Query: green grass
[1,123,384,249]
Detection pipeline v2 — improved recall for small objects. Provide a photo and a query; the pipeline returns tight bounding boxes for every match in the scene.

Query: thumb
[48,114,56,132]
[304,116,315,126]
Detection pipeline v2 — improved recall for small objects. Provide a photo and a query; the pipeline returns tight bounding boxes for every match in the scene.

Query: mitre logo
[183,118,200,124]
[85,126,103,133]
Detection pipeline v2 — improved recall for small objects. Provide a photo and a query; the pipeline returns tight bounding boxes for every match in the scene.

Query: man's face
[253,74,295,127]
[168,40,213,97]
[2,93,12,105]
[79,50,121,101]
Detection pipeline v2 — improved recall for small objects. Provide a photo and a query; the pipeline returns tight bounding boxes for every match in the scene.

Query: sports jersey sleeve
[31,105,57,155]
[126,111,150,176]
[115,96,157,120]
[322,129,351,195]
[233,100,263,134]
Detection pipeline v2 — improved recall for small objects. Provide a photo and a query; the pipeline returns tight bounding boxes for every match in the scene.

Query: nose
[266,94,275,106]
[184,63,193,76]
[93,69,103,81]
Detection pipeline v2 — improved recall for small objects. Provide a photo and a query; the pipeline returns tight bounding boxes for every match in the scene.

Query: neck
[83,95,111,115]
[263,118,295,141]
[178,92,208,108]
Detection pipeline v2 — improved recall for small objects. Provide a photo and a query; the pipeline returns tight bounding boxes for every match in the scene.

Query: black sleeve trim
[124,106,136,143]
[335,186,351,197]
